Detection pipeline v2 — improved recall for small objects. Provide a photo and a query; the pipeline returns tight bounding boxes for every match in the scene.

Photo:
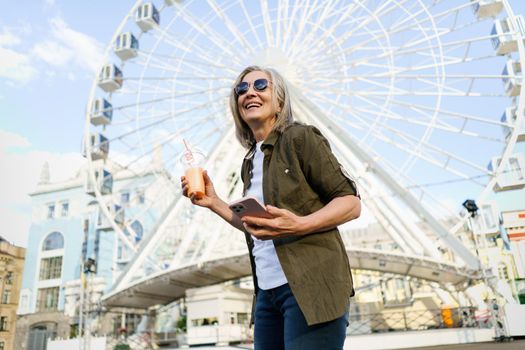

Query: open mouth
[245,102,262,110]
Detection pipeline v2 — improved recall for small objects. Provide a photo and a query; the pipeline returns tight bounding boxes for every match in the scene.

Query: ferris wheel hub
[251,47,299,83]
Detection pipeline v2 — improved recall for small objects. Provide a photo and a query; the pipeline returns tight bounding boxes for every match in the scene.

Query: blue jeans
[254,283,349,350]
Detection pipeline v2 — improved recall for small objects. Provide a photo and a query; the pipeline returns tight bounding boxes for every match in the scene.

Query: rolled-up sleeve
[300,126,359,203]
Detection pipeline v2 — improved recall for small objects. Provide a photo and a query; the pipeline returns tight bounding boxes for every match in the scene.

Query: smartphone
[229,196,272,219]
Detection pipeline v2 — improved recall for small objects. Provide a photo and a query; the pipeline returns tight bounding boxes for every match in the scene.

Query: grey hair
[229,66,293,149]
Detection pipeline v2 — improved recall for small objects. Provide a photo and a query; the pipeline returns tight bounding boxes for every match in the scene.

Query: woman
[181,66,361,349]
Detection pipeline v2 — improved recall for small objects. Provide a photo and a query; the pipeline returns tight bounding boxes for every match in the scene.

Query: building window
[498,263,509,280]
[112,314,142,335]
[0,316,7,331]
[5,272,13,285]
[61,202,69,217]
[0,340,4,350]
[136,189,145,204]
[1,290,10,304]
[43,232,64,251]
[36,287,60,312]
[121,192,130,204]
[39,257,63,280]
[47,204,55,219]
[131,220,143,242]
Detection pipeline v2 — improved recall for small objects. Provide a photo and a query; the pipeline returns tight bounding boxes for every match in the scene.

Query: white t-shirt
[246,141,288,290]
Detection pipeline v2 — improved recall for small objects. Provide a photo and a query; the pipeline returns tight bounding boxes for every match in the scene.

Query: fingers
[265,205,284,216]
[180,176,189,197]
[242,216,272,228]
[243,222,274,240]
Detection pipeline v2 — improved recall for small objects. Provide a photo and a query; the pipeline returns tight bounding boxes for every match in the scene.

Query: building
[0,236,26,350]
[501,209,525,303]
[185,284,252,346]
[15,159,172,350]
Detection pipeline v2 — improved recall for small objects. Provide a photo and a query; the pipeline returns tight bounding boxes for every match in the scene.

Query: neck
[250,118,276,142]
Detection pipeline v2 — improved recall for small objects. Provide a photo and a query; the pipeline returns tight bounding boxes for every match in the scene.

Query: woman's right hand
[181,170,217,208]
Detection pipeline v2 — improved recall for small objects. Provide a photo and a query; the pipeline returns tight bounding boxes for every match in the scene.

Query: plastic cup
[181,149,206,199]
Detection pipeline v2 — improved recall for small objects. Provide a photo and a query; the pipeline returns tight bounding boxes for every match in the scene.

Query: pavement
[406,338,525,350]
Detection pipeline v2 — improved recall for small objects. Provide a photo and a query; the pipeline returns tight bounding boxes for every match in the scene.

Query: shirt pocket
[274,164,301,202]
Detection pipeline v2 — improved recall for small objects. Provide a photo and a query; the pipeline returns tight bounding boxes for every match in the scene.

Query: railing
[348,307,487,335]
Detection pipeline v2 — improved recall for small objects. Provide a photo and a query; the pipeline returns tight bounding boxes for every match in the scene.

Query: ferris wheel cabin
[97,204,124,231]
[491,15,525,55]
[501,106,525,142]
[115,32,139,61]
[85,133,109,161]
[502,60,521,97]
[470,202,500,235]
[471,0,503,19]
[90,98,113,126]
[136,3,160,32]
[488,153,525,192]
[85,164,113,196]
[98,64,123,93]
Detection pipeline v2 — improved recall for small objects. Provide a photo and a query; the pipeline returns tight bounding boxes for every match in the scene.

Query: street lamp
[462,199,507,341]
[462,199,479,217]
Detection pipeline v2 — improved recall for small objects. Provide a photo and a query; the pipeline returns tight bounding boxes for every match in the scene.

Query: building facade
[15,160,172,350]
[0,237,26,350]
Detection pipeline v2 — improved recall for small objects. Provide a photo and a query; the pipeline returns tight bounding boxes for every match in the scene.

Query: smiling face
[237,70,280,129]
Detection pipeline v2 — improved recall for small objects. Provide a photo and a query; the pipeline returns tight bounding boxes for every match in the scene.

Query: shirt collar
[243,126,282,159]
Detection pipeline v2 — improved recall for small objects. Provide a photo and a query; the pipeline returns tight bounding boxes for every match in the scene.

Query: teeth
[246,103,261,109]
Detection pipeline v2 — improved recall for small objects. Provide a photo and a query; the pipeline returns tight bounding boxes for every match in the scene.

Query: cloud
[0,17,103,84]
[0,129,85,247]
[0,29,21,46]
[32,40,73,67]
[32,17,104,73]
[0,28,38,83]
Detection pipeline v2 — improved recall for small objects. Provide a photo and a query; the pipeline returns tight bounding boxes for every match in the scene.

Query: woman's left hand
[241,205,308,240]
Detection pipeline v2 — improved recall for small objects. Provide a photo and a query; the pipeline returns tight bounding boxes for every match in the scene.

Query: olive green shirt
[241,122,359,326]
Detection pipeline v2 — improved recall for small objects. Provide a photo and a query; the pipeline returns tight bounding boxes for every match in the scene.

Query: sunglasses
[235,78,270,96]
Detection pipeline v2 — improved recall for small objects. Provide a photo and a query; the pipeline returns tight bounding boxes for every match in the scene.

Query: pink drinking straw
[182,138,195,165]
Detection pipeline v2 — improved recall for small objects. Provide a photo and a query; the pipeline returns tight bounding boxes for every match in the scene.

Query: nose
[245,84,257,96]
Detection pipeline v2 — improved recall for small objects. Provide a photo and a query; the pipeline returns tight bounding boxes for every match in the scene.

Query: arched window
[42,232,64,251]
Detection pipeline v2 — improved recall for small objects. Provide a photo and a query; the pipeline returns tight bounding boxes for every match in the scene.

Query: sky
[1,0,525,248]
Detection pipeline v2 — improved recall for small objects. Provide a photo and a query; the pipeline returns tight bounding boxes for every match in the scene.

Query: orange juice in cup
[185,166,205,199]
[181,141,206,199]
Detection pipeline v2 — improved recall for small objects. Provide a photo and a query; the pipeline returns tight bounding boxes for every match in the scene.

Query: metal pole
[78,267,84,350]
[467,216,500,338]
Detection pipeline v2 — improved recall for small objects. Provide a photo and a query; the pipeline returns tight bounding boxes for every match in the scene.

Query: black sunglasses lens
[235,82,249,95]
[254,79,268,91]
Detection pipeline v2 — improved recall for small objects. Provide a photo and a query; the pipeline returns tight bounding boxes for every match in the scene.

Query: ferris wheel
[84,0,525,285]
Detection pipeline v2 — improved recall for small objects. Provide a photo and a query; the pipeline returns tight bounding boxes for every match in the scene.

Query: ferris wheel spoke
[139,51,234,71]
[260,0,276,47]
[238,0,264,49]
[134,54,210,77]
[281,0,303,50]
[106,104,221,146]
[149,28,228,68]
[353,93,503,142]
[109,114,221,172]
[113,86,229,114]
[344,32,497,70]
[287,0,327,51]
[313,4,480,71]
[158,10,246,65]
[206,0,257,53]
[124,77,231,97]
[350,98,497,175]
[372,95,509,129]
[350,109,489,182]
[287,0,341,57]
